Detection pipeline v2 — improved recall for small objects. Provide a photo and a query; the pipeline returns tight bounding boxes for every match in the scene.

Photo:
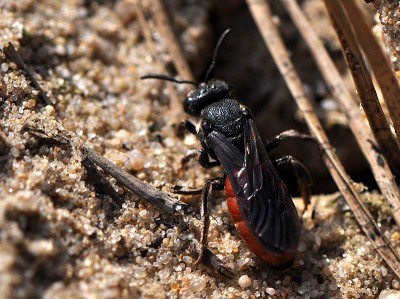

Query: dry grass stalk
[149,0,195,83]
[281,0,400,229]
[135,1,183,113]
[342,0,400,152]
[324,0,400,173]
[246,0,400,278]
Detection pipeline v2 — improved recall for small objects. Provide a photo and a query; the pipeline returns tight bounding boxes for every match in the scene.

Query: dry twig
[4,42,54,108]
[82,146,184,214]
[246,0,400,279]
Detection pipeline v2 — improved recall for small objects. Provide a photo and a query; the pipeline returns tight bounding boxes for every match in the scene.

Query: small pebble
[379,290,400,299]
[238,275,252,288]
[23,99,36,108]
[139,209,148,219]
[1,62,9,72]
[182,256,192,264]
[297,242,307,252]
[266,287,276,295]
[189,276,207,292]
[392,279,400,289]
[381,265,388,277]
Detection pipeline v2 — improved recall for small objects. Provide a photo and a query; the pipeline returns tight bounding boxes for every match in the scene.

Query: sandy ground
[1,1,400,298]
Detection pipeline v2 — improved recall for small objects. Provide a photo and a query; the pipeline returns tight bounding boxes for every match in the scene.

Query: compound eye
[201,119,212,132]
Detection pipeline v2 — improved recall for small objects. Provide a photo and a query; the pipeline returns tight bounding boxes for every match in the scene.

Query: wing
[207,118,300,254]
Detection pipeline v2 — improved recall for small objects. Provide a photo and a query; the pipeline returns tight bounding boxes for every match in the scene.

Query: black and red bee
[142,29,312,269]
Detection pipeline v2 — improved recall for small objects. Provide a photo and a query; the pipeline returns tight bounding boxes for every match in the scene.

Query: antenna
[203,28,231,82]
[141,29,231,85]
[140,74,198,86]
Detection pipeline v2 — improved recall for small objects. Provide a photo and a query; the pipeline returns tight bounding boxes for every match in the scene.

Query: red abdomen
[225,178,295,269]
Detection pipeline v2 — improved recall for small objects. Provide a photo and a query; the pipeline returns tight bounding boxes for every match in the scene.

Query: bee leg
[173,150,220,199]
[195,177,225,265]
[181,148,221,169]
[178,121,221,169]
[194,180,212,265]
[273,155,312,215]
[170,177,224,264]
[265,129,315,153]
[170,184,203,195]
[177,120,197,137]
